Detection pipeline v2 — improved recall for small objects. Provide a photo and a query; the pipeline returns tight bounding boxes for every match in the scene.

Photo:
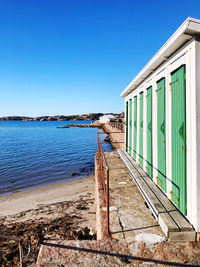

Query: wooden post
[106,168,110,235]
[19,241,24,267]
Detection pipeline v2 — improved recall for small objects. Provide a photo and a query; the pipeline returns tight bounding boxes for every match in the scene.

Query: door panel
[146,87,152,178]
[171,65,186,215]
[139,92,143,167]
[157,78,166,192]
[129,99,132,155]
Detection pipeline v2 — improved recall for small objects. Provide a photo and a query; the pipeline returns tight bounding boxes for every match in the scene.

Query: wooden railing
[97,133,110,235]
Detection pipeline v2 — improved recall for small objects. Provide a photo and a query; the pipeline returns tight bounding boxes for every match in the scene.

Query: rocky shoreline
[56,121,101,129]
[0,113,120,121]
[56,121,124,149]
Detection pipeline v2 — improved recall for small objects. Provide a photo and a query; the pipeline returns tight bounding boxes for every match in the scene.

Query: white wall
[124,101,127,150]
[194,39,200,232]
[125,38,200,231]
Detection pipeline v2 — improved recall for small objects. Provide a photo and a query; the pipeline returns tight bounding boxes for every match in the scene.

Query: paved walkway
[105,150,165,242]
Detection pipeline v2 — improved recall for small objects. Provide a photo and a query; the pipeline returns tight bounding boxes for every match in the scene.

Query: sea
[0,120,112,195]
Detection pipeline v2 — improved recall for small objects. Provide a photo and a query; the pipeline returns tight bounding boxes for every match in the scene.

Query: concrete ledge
[103,123,124,149]
[95,153,110,240]
[36,238,200,266]
[118,149,196,242]
[168,231,197,242]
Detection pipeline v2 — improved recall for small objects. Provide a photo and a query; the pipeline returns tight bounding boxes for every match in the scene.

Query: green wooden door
[146,87,152,178]
[133,96,137,159]
[129,99,132,155]
[125,101,128,152]
[139,92,143,167]
[157,78,166,192]
[171,65,186,215]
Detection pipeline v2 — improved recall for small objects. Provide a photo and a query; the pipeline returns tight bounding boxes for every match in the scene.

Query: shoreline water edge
[0,120,114,195]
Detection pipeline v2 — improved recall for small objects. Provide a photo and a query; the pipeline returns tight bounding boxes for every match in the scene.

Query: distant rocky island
[0,113,122,121]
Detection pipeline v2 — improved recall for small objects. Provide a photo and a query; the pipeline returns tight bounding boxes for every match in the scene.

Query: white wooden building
[99,114,115,124]
[121,17,200,233]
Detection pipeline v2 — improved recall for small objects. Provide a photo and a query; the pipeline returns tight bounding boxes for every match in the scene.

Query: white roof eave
[121,17,200,98]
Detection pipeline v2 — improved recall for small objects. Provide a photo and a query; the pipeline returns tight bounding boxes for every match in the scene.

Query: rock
[135,233,167,245]
[118,182,127,185]
[71,172,79,177]
[104,135,111,143]
[91,121,101,127]
[56,125,70,128]
[57,123,99,129]
[0,113,122,122]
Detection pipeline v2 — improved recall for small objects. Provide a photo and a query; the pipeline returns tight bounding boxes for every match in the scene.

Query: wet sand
[0,176,94,218]
[0,176,96,266]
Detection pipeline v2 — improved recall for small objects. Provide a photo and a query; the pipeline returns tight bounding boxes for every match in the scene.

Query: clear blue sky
[1,0,200,117]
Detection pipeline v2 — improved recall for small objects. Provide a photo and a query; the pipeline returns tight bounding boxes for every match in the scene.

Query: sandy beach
[0,175,96,266]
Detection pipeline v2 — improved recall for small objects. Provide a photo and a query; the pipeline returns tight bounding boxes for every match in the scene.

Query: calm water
[0,121,112,194]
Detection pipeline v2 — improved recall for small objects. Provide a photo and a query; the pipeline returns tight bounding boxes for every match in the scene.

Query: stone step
[35,238,200,266]
[118,149,196,242]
